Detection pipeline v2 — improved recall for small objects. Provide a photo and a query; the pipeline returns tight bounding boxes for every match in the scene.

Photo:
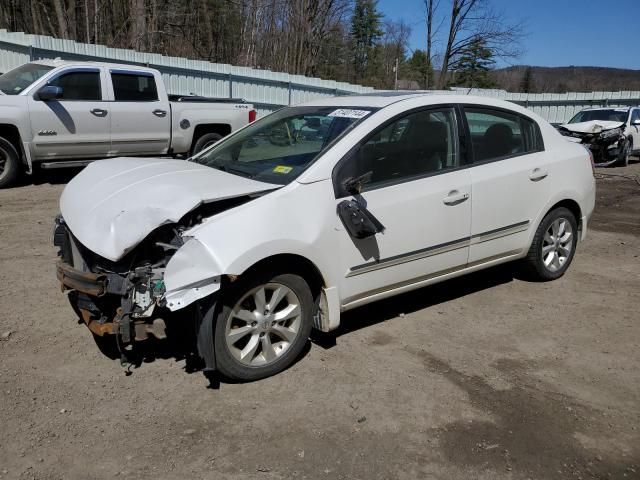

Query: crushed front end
[557,125,625,166]
[53,215,189,360]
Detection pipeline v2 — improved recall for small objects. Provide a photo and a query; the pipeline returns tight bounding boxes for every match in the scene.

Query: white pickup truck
[0,60,256,187]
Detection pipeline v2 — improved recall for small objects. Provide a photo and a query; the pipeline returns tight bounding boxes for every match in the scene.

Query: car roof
[32,59,158,74]
[579,106,630,112]
[298,92,538,117]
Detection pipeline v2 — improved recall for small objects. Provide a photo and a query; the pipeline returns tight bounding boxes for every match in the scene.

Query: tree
[423,0,439,88]
[450,37,495,88]
[520,66,534,93]
[437,0,523,88]
[350,0,383,83]
[407,49,432,89]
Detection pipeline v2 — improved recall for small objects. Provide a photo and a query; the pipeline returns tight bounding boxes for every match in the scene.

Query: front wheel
[618,138,631,166]
[521,207,578,281]
[0,137,20,189]
[213,273,313,381]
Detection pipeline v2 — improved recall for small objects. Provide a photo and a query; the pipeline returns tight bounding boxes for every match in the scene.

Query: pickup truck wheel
[192,132,223,155]
[0,137,20,189]
[213,273,313,381]
[521,207,578,281]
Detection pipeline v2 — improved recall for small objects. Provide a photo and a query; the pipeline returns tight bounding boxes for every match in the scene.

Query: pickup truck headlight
[599,128,622,139]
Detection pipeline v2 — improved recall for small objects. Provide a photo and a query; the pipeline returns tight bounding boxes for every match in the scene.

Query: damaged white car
[54,93,596,381]
[557,107,640,166]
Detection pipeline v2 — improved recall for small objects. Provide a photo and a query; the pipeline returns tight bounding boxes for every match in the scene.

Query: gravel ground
[0,163,639,480]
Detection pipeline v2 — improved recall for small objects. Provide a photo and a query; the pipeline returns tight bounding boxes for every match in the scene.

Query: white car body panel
[559,120,624,134]
[60,157,279,262]
[58,93,597,329]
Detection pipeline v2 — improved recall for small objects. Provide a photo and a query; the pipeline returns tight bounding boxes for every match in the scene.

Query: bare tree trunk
[53,0,69,38]
[130,0,146,50]
[425,0,434,88]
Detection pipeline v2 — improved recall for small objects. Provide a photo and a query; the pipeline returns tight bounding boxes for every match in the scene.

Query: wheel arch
[0,124,25,166]
[190,123,232,151]
[237,253,326,301]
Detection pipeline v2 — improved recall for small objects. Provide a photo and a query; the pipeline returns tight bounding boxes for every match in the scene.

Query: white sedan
[54,93,596,381]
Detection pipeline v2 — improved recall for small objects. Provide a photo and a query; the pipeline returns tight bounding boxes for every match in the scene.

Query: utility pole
[394,57,398,90]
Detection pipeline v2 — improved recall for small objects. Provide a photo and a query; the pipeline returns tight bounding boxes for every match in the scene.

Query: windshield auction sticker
[328,109,370,119]
[273,165,293,174]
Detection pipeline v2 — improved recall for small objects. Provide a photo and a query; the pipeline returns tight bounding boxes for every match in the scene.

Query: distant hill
[491,66,640,93]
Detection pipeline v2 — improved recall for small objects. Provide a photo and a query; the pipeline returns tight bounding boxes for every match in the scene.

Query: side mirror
[37,85,63,101]
[337,199,385,239]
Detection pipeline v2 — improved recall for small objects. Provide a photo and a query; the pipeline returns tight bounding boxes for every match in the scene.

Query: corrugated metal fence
[0,30,639,123]
[0,29,374,116]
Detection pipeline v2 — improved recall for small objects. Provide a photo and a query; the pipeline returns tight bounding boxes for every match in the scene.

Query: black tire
[618,138,631,166]
[191,132,223,155]
[0,136,20,189]
[214,273,313,381]
[521,207,578,281]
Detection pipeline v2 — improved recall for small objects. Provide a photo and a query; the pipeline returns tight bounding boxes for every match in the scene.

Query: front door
[333,107,472,306]
[629,109,640,151]
[28,68,111,160]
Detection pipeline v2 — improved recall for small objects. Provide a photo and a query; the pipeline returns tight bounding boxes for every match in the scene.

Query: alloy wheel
[541,217,574,273]
[224,282,302,367]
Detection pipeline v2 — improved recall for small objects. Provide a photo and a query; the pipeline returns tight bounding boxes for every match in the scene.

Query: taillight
[582,145,595,177]
[249,109,257,123]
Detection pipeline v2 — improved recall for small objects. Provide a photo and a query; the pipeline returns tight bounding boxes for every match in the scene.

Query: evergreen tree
[520,67,534,93]
[451,38,496,89]
[351,0,383,83]
[407,49,433,89]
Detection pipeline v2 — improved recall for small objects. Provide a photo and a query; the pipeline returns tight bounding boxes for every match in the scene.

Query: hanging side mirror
[337,199,385,239]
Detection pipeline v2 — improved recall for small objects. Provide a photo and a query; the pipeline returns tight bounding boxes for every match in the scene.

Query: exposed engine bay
[53,196,253,363]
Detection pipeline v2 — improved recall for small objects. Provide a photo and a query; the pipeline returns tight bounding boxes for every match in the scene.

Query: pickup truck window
[49,71,102,101]
[0,63,54,95]
[111,73,158,101]
[191,106,374,185]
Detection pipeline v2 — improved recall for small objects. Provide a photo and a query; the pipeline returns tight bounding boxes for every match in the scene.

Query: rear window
[111,72,158,101]
[464,107,543,162]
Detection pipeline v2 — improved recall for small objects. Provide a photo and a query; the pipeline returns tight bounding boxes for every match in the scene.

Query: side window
[631,109,640,124]
[335,107,460,196]
[49,71,101,101]
[111,73,158,101]
[464,108,542,162]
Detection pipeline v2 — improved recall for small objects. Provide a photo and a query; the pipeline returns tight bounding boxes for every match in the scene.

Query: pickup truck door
[27,67,111,160]
[107,70,171,155]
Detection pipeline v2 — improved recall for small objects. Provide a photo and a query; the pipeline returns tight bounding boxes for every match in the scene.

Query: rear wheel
[214,273,313,381]
[521,207,578,281]
[0,136,20,189]
[191,132,223,155]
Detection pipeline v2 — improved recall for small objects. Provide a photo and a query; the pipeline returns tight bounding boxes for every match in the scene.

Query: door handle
[90,108,108,117]
[443,190,469,206]
[529,168,548,181]
[153,109,167,117]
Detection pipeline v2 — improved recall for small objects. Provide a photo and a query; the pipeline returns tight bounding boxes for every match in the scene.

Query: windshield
[0,63,54,95]
[190,106,375,185]
[568,109,628,124]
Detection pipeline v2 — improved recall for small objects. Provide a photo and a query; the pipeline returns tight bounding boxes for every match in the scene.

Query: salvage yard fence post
[1,30,639,123]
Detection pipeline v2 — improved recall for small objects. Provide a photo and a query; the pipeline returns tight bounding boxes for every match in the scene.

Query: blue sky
[377,0,640,69]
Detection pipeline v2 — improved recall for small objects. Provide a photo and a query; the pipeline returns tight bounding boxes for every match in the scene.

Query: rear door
[463,106,551,264]
[27,67,111,160]
[107,70,170,155]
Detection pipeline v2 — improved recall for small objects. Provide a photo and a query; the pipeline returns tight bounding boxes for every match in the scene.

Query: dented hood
[60,157,279,261]
[560,120,624,134]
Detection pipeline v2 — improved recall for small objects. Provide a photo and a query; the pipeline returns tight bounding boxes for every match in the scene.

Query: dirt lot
[1,163,639,480]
